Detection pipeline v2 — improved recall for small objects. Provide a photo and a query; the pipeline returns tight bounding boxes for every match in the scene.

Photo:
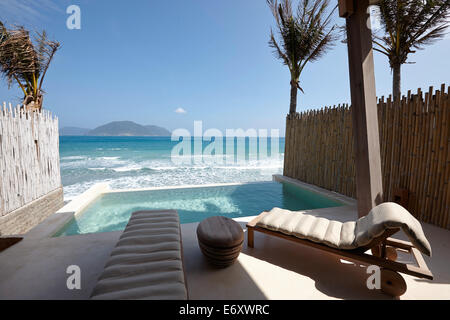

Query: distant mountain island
[59,126,91,136]
[60,121,171,136]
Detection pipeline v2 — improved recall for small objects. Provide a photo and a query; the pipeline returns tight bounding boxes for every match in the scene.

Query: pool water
[55,181,343,236]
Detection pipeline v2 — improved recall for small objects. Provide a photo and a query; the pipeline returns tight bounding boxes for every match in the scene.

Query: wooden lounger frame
[246,212,433,280]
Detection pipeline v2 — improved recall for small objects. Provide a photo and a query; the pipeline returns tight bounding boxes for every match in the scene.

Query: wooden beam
[340,0,380,17]
[338,0,354,17]
[342,0,383,217]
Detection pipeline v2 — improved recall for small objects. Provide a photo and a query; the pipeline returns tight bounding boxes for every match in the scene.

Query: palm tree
[372,0,450,100]
[0,21,60,111]
[267,0,337,115]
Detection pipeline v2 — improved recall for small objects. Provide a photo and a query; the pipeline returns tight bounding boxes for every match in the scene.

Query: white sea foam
[216,165,281,170]
[61,138,285,200]
[61,156,87,161]
[61,155,128,169]
[63,163,283,200]
[63,181,98,200]
[112,164,143,172]
[150,166,180,171]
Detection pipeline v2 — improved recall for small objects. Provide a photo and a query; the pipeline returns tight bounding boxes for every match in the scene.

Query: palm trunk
[289,81,298,115]
[23,92,43,112]
[392,63,401,101]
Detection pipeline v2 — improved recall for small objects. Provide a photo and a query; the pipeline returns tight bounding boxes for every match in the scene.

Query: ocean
[60,136,285,200]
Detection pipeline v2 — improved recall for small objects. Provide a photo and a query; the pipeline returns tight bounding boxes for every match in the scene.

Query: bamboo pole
[283,85,450,229]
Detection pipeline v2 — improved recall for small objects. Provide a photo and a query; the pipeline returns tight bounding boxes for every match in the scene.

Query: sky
[0,0,449,134]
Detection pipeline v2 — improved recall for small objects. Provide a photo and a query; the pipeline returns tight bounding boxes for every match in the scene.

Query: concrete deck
[1,205,449,300]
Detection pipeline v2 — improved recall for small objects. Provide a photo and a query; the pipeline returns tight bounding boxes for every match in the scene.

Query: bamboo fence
[0,102,61,216]
[284,84,450,229]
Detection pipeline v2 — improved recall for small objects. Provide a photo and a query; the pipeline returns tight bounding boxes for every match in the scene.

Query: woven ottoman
[197,216,244,268]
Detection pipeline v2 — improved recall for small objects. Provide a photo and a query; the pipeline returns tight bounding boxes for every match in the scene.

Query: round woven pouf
[197,216,244,268]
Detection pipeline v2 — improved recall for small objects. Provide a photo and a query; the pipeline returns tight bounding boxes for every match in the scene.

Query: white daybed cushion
[90,210,187,300]
[256,202,432,256]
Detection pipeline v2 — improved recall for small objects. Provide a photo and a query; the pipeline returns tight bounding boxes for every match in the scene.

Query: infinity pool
[55,181,343,236]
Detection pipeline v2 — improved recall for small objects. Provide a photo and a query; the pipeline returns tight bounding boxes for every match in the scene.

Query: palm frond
[269,29,291,67]
[375,0,450,66]
[0,21,59,110]
[267,0,337,81]
[0,25,36,87]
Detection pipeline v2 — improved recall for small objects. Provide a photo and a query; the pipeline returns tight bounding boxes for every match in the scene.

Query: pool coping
[25,183,110,240]
[104,180,278,193]
[272,175,356,207]
[25,175,356,239]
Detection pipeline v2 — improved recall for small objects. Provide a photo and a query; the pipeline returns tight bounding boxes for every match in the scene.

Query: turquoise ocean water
[60,136,285,200]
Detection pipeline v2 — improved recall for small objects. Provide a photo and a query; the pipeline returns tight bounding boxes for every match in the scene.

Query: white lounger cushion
[256,202,432,256]
[90,210,187,300]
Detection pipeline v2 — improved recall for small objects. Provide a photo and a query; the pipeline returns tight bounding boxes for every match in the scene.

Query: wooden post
[341,0,383,217]
[247,227,254,248]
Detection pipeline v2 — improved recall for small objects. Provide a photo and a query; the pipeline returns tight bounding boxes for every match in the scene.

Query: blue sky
[0,0,449,134]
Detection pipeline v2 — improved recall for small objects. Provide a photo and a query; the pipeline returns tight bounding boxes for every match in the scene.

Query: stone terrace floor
[0,205,449,299]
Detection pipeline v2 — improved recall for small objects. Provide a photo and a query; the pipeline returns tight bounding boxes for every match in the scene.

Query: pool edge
[272,174,356,207]
[24,183,111,240]
[27,177,356,239]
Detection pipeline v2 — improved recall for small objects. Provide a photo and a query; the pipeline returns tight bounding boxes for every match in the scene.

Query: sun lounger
[247,202,433,297]
[90,210,188,300]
